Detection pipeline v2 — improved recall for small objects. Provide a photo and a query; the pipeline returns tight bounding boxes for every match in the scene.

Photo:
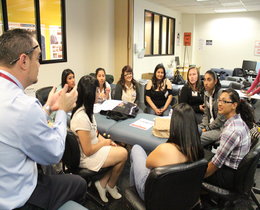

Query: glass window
[161,17,167,54]
[153,14,160,55]
[168,18,174,54]
[40,0,63,61]
[144,11,152,55]
[0,1,3,35]
[6,0,36,31]
[144,10,175,56]
[1,0,67,63]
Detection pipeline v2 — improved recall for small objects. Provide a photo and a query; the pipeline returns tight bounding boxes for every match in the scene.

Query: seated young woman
[145,64,173,116]
[114,65,140,106]
[60,68,75,92]
[204,88,254,190]
[95,67,111,104]
[70,75,128,203]
[130,103,204,200]
[199,70,226,146]
[50,68,76,122]
[179,67,204,123]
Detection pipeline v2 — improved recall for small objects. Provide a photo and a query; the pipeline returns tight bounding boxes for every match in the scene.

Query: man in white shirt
[0,29,86,209]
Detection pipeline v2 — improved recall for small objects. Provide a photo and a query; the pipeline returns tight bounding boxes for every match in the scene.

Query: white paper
[94,100,123,113]
[236,90,260,100]
[130,118,154,130]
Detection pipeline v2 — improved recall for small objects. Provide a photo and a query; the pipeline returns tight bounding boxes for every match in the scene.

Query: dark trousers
[16,173,87,210]
[204,165,236,190]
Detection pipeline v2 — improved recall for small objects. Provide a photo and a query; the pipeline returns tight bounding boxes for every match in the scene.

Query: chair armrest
[125,186,146,210]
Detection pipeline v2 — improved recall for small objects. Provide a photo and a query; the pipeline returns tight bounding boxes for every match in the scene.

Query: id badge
[164,91,169,98]
[192,91,198,97]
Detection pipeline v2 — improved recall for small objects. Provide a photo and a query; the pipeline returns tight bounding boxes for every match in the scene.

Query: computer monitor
[175,56,180,66]
[242,60,257,72]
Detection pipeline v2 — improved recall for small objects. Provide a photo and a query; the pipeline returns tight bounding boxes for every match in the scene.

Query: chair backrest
[234,139,260,194]
[144,158,208,210]
[228,82,242,90]
[35,86,53,105]
[62,131,81,173]
[233,68,245,77]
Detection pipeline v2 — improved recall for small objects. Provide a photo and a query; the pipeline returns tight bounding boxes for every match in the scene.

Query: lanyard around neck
[0,72,19,87]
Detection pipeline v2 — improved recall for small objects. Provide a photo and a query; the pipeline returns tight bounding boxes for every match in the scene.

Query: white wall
[32,0,115,90]
[184,11,260,74]
[133,0,182,80]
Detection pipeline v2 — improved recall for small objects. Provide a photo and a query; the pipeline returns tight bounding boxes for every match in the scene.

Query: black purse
[100,101,139,121]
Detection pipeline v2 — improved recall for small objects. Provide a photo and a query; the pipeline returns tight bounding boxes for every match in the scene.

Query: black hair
[0,29,34,66]
[151,63,166,91]
[204,70,221,91]
[95,67,107,91]
[71,75,98,123]
[117,65,137,91]
[221,88,255,129]
[61,69,74,88]
[167,103,204,162]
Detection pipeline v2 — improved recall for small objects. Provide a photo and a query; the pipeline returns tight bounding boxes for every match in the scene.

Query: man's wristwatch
[44,105,51,115]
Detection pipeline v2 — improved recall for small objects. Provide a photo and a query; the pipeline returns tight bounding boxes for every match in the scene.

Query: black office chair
[202,140,260,209]
[228,82,242,90]
[35,86,53,105]
[62,131,111,207]
[125,159,208,210]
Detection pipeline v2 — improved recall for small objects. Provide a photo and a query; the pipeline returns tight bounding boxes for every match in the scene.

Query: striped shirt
[212,114,251,170]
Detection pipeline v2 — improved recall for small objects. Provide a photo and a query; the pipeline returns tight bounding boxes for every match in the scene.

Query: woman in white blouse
[70,75,128,203]
[95,67,111,104]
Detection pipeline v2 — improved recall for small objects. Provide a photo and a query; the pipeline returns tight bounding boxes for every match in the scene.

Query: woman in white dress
[70,75,128,203]
[95,67,111,104]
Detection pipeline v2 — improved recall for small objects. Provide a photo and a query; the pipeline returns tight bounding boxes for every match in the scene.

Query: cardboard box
[141,73,153,80]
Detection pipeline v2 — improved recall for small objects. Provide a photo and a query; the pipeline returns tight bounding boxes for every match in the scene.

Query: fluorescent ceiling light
[221,2,243,7]
[215,8,247,13]
[196,0,209,1]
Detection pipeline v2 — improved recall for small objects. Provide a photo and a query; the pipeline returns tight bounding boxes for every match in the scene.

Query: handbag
[171,71,185,85]
[152,117,171,138]
[100,101,139,121]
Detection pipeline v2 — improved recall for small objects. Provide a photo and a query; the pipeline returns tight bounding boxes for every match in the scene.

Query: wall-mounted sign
[206,40,213,45]
[255,41,260,56]
[184,32,191,46]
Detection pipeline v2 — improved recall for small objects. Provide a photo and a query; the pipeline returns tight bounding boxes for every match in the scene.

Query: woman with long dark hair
[114,65,140,105]
[205,88,254,190]
[70,75,128,203]
[199,70,226,146]
[61,69,75,92]
[145,64,173,116]
[129,103,204,200]
[95,67,111,104]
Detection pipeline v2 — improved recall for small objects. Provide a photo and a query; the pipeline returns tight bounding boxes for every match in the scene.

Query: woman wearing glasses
[145,63,173,116]
[204,88,253,190]
[114,65,140,105]
[199,70,226,146]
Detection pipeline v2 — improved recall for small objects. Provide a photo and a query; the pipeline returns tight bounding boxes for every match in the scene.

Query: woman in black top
[145,64,173,116]
[179,67,204,123]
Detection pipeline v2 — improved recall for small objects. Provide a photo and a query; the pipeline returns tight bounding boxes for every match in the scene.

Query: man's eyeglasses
[9,45,39,65]
[217,99,234,104]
